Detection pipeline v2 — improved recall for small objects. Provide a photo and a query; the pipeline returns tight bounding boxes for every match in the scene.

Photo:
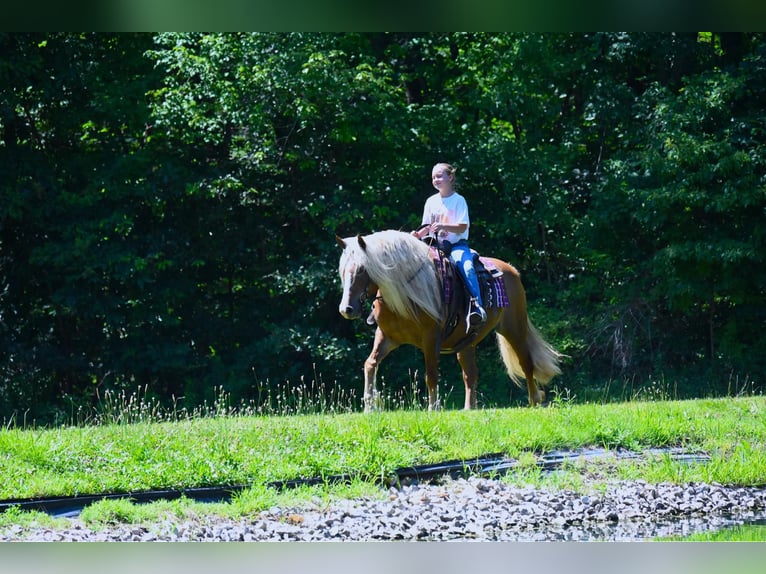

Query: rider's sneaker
[467,300,487,330]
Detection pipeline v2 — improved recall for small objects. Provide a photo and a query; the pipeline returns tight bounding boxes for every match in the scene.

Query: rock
[2,478,766,541]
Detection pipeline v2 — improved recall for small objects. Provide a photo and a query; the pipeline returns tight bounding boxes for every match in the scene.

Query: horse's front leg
[423,339,442,411]
[363,327,398,412]
[456,346,478,410]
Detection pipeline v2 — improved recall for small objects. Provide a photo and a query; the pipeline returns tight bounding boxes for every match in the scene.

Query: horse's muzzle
[339,304,361,320]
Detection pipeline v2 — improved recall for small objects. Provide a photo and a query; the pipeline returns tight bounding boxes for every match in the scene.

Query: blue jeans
[448,240,483,307]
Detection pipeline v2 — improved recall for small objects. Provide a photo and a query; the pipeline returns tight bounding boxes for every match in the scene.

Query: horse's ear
[357,234,367,252]
[335,235,347,249]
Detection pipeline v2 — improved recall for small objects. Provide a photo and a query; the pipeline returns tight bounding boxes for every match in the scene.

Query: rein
[360,285,383,305]
[405,259,431,285]
[354,267,382,306]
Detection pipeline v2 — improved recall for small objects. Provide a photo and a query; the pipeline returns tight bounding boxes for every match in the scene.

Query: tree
[589,33,766,380]
[2,33,764,422]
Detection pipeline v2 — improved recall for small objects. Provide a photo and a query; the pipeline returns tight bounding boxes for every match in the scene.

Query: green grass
[0,394,764,529]
[659,524,766,541]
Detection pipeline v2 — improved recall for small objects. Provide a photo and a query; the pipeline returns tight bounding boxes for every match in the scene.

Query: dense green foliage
[2,33,764,423]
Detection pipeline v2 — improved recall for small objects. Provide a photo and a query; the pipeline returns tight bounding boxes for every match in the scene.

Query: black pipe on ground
[0,448,710,518]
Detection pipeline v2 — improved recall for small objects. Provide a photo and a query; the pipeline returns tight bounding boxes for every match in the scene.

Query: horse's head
[337,235,377,320]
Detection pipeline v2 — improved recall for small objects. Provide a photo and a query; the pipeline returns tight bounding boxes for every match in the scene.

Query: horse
[336,229,562,412]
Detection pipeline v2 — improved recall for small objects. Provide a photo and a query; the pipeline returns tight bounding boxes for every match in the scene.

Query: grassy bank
[0,395,764,527]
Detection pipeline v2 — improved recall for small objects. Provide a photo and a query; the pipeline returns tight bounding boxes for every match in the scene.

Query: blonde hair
[339,230,442,322]
[433,162,456,177]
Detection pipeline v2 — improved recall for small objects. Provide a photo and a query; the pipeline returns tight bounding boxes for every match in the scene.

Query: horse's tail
[526,320,563,384]
[497,319,562,388]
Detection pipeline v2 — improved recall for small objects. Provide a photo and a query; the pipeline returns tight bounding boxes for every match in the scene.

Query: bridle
[345,262,380,308]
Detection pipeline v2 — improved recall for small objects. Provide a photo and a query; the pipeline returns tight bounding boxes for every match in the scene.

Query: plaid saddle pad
[429,247,509,309]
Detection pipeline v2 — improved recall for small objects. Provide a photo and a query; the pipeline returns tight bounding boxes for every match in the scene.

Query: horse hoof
[528,390,546,406]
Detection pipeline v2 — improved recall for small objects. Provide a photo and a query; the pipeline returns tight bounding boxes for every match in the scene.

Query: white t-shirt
[421,191,470,244]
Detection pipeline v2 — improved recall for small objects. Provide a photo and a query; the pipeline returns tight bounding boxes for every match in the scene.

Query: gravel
[3,478,766,541]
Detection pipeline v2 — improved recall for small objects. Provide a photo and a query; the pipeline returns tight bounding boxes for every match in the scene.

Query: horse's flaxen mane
[340,230,443,322]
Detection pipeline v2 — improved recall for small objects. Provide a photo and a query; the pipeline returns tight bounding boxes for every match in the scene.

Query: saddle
[428,243,507,348]
[365,239,510,350]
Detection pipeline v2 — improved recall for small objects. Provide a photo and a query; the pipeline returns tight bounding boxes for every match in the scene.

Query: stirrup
[466,299,486,332]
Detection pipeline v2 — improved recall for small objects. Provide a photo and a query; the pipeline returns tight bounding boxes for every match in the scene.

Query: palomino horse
[336,230,562,411]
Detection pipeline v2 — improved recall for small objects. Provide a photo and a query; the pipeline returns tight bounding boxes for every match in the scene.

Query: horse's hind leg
[522,352,544,406]
[456,346,478,409]
[364,327,398,412]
